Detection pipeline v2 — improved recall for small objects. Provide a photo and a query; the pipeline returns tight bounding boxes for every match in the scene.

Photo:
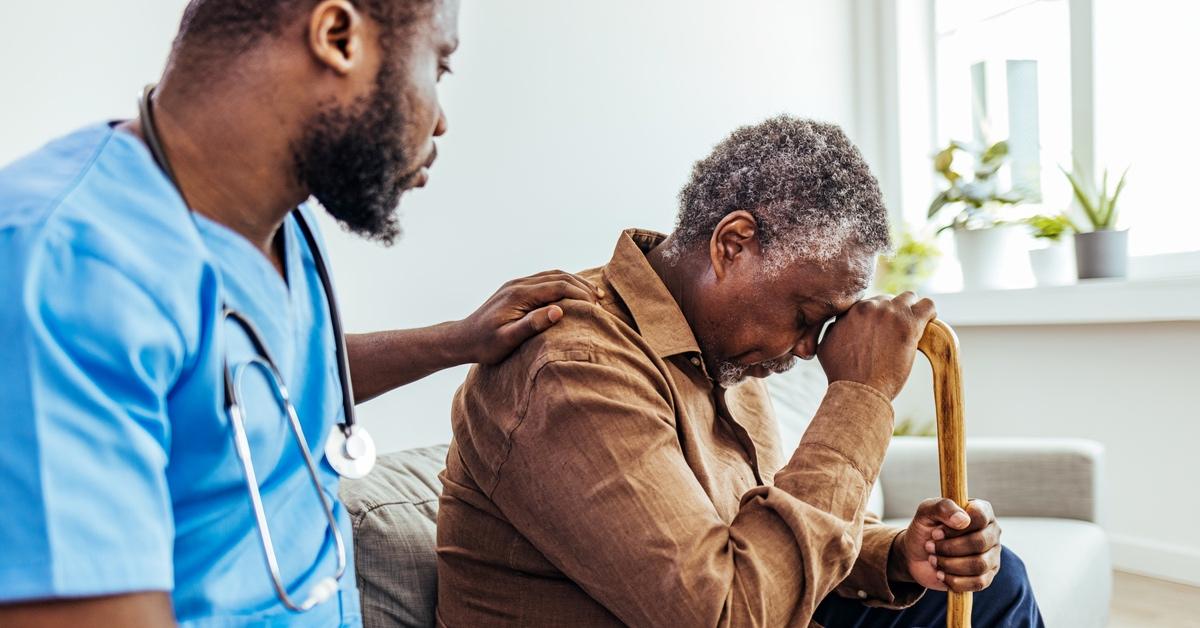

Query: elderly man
[436,117,1043,627]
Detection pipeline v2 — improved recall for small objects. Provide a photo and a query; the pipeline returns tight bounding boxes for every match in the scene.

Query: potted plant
[1026,213,1078,286]
[927,139,1028,290]
[1062,164,1130,279]
[875,227,941,295]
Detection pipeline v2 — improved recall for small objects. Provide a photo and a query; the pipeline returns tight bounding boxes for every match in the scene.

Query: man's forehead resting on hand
[651,115,889,387]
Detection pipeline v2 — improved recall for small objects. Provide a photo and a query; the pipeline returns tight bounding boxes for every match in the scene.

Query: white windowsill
[925,275,1200,326]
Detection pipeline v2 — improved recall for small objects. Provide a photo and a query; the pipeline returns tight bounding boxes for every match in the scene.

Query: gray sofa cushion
[880,437,1104,523]
[339,444,449,628]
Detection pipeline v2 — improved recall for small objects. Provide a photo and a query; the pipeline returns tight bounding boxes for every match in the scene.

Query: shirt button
[690,357,702,367]
[856,590,868,599]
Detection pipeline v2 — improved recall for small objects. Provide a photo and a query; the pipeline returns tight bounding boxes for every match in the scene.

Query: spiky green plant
[1061,165,1129,231]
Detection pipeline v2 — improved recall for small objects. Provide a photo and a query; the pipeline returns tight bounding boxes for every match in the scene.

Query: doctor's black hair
[171,0,433,62]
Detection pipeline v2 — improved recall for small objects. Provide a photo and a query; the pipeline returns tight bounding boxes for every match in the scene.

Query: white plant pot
[1028,241,1077,287]
[954,225,1033,291]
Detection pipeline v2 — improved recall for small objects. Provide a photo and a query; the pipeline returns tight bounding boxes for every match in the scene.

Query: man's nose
[791,330,818,361]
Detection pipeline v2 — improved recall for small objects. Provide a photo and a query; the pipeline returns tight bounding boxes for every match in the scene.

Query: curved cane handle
[917,319,972,628]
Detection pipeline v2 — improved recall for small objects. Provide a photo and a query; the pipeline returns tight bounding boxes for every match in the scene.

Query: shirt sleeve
[487,353,897,627]
[0,250,184,601]
[834,517,927,608]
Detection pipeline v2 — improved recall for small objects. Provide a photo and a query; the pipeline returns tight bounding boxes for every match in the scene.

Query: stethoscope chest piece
[325,423,376,479]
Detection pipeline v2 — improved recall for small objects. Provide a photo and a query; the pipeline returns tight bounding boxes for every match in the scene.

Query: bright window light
[931,0,1200,258]
[934,0,1072,217]
[1093,0,1200,256]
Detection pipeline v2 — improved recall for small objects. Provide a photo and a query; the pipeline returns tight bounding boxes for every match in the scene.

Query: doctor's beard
[291,58,414,247]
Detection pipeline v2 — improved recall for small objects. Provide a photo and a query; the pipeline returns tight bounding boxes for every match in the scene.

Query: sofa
[340,436,1110,627]
[878,436,1111,628]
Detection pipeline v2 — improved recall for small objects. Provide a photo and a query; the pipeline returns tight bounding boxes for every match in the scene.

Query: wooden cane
[917,319,972,628]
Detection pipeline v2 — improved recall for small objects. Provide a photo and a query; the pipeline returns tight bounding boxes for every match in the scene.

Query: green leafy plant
[893,416,936,437]
[1061,164,1129,231]
[1026,213,1079,243]
[875,228,941,295]
[927,139,1024,232]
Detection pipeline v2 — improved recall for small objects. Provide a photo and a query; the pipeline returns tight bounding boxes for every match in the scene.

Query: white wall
[894,322,1200,586]
[0,1,187,161]
[0,1,864,452]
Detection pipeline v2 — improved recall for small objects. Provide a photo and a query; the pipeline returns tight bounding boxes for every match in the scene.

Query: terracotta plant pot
[1074,230,1128,279]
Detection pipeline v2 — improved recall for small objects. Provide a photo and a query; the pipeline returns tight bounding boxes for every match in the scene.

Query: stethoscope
[138,85,375,612]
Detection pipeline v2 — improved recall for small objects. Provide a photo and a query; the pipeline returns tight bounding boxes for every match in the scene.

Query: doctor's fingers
[507,270,603,300]
[511,277,600,306]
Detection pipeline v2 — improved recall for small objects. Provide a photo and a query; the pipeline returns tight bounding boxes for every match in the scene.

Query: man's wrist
[887,530,916,583]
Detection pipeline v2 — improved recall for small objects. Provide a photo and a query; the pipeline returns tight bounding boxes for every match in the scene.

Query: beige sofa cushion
[339,444,448,628]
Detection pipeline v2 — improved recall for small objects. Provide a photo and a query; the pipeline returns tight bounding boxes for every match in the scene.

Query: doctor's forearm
[346,324,469,404]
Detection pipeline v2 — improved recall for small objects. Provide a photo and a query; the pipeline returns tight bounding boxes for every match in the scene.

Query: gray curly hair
[666,115,891,272]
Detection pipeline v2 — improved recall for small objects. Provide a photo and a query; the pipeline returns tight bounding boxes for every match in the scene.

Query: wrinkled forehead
[788,249,875,311]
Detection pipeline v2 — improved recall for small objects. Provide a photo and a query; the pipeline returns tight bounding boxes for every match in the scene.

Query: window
[934,0,1072,211]
[890,0,1200,264]
[1092,0,1200,256]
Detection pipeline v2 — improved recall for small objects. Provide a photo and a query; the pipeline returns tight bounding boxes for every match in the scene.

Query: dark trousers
[812,546,1044,628]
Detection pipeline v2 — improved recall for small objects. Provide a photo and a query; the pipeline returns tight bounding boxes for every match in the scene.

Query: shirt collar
[602,229,703,360]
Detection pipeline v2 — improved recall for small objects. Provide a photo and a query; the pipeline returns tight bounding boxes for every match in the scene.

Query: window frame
[856,0,1200,280]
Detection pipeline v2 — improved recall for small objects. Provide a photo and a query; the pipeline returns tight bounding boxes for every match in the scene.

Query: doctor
[0,0,593,625]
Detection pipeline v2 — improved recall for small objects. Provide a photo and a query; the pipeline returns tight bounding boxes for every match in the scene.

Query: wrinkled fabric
[436,229,923,627]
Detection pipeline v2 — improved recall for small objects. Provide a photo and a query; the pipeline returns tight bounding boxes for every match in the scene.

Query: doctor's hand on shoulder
[455,269,604,365]
[347,270,602,403]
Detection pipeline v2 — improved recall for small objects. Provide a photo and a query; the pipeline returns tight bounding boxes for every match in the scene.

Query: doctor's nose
[433,106,448,137]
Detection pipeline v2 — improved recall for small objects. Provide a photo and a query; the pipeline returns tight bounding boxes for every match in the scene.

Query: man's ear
[307,0,366,75]
[708,210,761,281]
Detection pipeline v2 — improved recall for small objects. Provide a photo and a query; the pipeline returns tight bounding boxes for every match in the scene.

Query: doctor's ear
[308,0,366,75]
[708,210,762,281]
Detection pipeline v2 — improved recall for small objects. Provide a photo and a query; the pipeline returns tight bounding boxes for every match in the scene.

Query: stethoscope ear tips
[325,423,377,479]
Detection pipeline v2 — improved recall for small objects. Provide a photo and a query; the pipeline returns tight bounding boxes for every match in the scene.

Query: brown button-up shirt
[436,230,924,627]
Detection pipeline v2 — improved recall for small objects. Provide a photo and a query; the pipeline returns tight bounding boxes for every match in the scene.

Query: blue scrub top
[0,123,361,627]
